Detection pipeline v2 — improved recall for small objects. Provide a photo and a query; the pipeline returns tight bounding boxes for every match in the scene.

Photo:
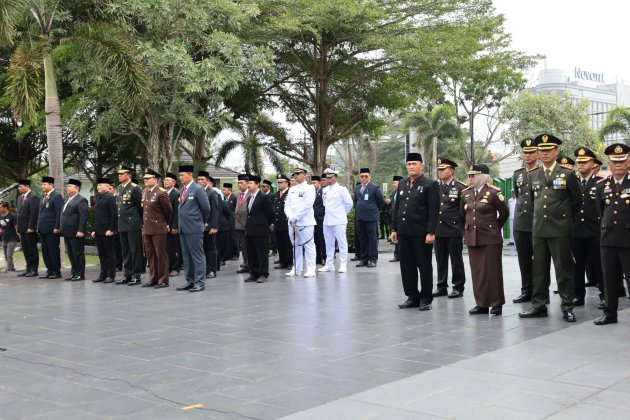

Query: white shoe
[303,271,316,278]
[337,266,347,273]
[317,266,333,272]
[286,269,302,276]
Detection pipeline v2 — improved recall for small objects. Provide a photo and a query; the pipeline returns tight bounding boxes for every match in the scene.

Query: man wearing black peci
[243,175,274,283]
[92,178,118,283]
[61,179,89,281]
[16,179,40,277]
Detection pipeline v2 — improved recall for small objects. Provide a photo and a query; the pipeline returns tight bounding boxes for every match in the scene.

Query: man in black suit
[355,168,384,268]
[61,179,88,281]
[312,176,326,265]
[16,179,40,277]
[389,176,402,262]
[37,176,63,279]
[164,172,182,276]
[243,175,274,283]
[594,143,630,325]
[197,171,219,278]
[92,177,118,283]
[272,174,292,269]
[222,183,238,261]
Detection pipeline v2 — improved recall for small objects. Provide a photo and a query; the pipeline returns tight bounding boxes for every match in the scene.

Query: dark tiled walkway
[0,246,620,419]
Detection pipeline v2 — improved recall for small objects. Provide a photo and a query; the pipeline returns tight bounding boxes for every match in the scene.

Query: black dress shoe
[356,261,367,267]
[244,276,258,282]
[512,293,532,303]
[585,282,597,288]
[189,284,205,292]
[39,274,50,279]
[236,268,249,274]
[432,289,448,297]
[142,282,156,288]
[17,271,29,277]
[389,258,399,262]
[418,303,432,311]
[65,275,75,281]
[366,261,377,268]
[562,310,576,322]
[519,306,548,318]
[154,283,168,289]
[350,257,360,261]
[103,277,115,284]
[598,300,605,310]
[572,297,585,306]
[619,288,627,298]
[398,299,420,309]
[206,271,216,279]
[220,261,226,266]
[594,315,617,325]
[490,306,502,315]
[24,271,38,278]
[176,282,194,291]
[448,290,464,299]
[71,276,85,281]
[469,306,489,315]
[229,257,238,261]
[48,274,61,279]
[275,265,290,269]
[127,278,141,286]
[273,260,281,264]
[92,278,105,283]
[257,277,269,283]
[116,277,131,285]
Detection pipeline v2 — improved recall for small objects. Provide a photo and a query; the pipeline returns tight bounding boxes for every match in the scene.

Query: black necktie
[581,179,586,187]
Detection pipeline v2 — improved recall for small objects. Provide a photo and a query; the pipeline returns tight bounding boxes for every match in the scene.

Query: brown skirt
[468,244,505,308]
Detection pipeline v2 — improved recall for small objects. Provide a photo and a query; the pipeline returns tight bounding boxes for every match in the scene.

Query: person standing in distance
[243,175,274,283]
[164,172,182,276]
[432,157,466,298]
[234,174,250,273]
[355,168,384,268]
[594,143,630,325]
[272,174,292,270]
[391,152,440,311]
[37,176,63,279]
[389,176,403,262]
[519,134,582,322]
[318,168,353,273]
[284,165,317,277]
[115,165,143,285]
[176,165,210,292]
[92,177,118,283]
[0,202,18,272]
[311,175,327,266]
[60,179,88,281]
[16,179,40,277]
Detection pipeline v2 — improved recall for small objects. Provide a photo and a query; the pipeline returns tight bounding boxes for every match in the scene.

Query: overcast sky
[493,0,630,85]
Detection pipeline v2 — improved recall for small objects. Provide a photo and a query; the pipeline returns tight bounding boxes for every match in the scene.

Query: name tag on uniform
[552,178,567,190]
[364,194,369,200]
[481,199,488,203]
[299,191,304,197]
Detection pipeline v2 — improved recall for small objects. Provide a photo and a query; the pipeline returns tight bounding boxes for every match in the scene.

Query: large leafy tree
[500,91,601,157]
[0,0,147,191]
[600,106,630,143]
[252,0,507,173]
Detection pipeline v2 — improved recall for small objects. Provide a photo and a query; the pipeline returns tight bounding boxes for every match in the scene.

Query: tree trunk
[43,53,63,193]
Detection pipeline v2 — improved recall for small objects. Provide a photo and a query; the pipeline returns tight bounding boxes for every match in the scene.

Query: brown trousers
[144,234,169,285]
[468,244,505,308]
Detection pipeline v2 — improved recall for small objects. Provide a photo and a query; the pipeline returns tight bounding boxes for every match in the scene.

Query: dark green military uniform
[116,177,143,283]
[529,150,582,313]
[512,165,537,297]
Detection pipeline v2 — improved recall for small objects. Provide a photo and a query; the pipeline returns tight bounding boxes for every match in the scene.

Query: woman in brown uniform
[460,164,510,315]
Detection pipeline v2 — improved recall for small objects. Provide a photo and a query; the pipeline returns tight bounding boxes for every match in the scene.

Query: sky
[492,0,630,85]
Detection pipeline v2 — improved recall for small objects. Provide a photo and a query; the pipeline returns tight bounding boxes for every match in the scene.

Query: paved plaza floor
[0,242,627,419]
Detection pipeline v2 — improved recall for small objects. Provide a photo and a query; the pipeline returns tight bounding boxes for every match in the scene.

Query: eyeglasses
[359,175,369,178]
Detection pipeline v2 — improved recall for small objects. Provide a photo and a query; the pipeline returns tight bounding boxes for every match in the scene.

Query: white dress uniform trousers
[322,182,354,269]
[285,181,316,273]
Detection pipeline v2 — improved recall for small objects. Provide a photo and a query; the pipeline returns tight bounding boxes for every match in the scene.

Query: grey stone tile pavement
[0,241,626,419]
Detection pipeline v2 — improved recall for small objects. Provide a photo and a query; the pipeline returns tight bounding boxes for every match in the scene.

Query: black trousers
[514,230,533,295]
[40,233,61,275]
[119,230,143,277]
[435,236,465,292]
[354,219,361,258]
[379,221,389,238]
[229,226,239,258]
[573,235,604,300]
[275,229,293,267]
[216,230,229,265]
[398,234,433,303]
[95,234,116,280]
[246,234,270,278]
[65,236,85,277]
[270,230,277,253]
[113,233,122,269]
[357,220,378,263]
[601,246,630,316]
[236,229,248,266]
[314,222,326,264]
[166,232,182,272]
[204,231,218,274]
[21,232,39,272]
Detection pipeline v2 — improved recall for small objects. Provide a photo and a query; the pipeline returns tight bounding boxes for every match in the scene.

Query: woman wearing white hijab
[460,164,510,315]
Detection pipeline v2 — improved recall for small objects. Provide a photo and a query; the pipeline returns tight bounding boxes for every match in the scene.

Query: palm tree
[600,106,630,142]
[215,114,285,176]
[406,105,462,179]
[0,0,147,191]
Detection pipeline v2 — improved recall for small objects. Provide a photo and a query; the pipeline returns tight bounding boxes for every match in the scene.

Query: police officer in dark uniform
[594,143,630,325]
[512,138,540,303]
[272,174,292,269]
[432,157,466,298]
[391,152,440,311]
[312,175,326,265]
[572,147,604,307]
[115,165,143,285]
[519,134,582,322]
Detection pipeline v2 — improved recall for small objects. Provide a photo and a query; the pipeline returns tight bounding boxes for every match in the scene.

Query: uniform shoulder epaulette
[513,167,525,174]
[131,183,137,187]
[461,186,473,192]
[488,184,501,191]
[159,187,166,192]
[596,176,609,185]
[455,180,466,188]
[527,165,540,172]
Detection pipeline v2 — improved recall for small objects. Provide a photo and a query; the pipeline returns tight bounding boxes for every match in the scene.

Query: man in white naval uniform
[318,168,353,273]
[284,164,317,277]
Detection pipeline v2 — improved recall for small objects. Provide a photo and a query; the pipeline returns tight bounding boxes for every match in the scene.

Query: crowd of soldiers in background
[1,133,629,326]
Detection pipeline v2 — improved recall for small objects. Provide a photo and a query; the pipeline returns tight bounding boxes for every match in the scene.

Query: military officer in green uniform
[519,133,582,322]
[512,138,540,303]
[116,165,144,285]
[594,143,630,325]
